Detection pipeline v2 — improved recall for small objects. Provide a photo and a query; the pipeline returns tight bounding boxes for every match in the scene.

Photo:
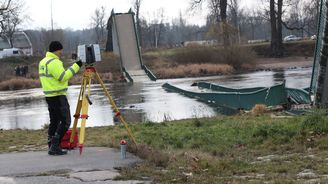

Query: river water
[0,68,312,130]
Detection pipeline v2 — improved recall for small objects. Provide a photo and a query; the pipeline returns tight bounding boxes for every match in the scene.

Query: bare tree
[268,0,313,57]
[191,0,230,47]
[171,11,187,44]
[132,0,143,46]
[302,0,320,36]
[41,28,65,53]
[228,0,242,43]
[0,0,11,11]
[282,0,320,37]
[90,6,107,45]
[151,8,165,48]
[0,0,25,47]
[269,0,284,57]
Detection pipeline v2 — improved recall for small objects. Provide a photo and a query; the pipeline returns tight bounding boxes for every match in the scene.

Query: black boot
[48,137,52,149]
[48,135,67,155]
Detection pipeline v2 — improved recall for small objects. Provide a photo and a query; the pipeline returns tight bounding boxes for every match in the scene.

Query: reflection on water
[0,67,312,130]
[273,70,285,83]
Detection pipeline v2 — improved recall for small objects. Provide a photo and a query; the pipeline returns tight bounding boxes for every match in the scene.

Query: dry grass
[153,64,234,79]
[0,78,40,91]
[251,104,269,116]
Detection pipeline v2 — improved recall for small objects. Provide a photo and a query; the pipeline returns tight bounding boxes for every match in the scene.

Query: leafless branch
[0,0,11,11]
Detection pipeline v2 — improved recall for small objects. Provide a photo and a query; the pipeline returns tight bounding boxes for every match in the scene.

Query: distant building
[183,40,218,47]
[0,31,33,57]
[12,32,33,56]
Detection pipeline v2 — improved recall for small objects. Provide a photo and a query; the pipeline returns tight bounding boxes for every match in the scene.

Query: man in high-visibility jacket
[39,41,82,155]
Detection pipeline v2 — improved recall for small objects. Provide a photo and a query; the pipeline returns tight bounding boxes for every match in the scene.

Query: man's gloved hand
[75,60,82,67]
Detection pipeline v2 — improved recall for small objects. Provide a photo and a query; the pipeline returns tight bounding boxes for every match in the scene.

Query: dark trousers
[45,96,71,142]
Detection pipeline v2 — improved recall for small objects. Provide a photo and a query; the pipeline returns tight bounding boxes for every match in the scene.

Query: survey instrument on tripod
[69,44,137,155]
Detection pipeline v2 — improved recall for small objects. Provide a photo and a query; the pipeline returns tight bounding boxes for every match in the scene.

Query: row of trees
[0,0,322,57]
[188,0,320,56]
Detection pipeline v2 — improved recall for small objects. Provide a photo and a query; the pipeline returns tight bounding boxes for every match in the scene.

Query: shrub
[172,47,214,64]
[301,111,328,134]
[220,46,256,70]
[170,46,256,70]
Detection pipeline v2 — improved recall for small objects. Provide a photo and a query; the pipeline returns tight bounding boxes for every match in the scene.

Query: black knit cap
[49,41,63,52]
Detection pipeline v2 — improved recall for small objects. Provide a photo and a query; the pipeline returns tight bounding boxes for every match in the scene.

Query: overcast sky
[23,0,261,30]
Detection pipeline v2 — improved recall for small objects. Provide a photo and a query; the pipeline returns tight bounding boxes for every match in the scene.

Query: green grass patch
[1,113,328,183]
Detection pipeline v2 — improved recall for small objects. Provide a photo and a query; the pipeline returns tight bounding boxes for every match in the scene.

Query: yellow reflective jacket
[39,52,80,97]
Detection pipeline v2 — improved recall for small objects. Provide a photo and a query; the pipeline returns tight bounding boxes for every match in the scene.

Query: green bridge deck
[163,82,289,111]
[192,82,311,105]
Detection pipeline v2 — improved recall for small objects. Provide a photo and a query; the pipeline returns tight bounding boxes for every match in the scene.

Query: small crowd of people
[14,65,29,77]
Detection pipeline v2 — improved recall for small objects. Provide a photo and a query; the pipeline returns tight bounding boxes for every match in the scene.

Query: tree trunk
[251,23,255,40]
[270,0,278,56]
[135,1,143,47]
[105,17,113,52]
[220,0,229,47]
[277,0,283,57]
[154,25,158,48]
[270,0,283,57]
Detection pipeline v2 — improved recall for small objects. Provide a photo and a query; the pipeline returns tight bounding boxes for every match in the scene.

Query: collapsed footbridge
[110,9,156,82]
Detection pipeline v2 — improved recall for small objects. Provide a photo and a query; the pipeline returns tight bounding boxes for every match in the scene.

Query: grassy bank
[2,111,328,183]
[249,40,315,57]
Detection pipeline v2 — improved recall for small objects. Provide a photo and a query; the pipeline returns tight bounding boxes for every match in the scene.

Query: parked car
[0,48,24,59]
[283,35,302,42]
[311,35,317,40]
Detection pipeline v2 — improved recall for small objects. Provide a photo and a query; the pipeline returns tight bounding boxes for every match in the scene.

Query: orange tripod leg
[70,78,85,146]
[95,71,137,146]
[78,73,92,155]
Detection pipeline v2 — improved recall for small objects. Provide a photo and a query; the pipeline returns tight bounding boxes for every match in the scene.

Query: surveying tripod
[69,65,137,154]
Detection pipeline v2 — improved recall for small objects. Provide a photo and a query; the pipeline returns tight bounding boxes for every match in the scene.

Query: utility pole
[51,0,54,39]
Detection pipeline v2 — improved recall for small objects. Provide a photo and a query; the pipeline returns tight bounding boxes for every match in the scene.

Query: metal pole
[315,0,328,107]
[310,0,324,94]
[51,0,54,38]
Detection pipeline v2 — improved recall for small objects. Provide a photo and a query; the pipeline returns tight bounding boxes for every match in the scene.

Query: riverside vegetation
[0,46,254,91]
[0,40,315,91]
[1,111,328,183]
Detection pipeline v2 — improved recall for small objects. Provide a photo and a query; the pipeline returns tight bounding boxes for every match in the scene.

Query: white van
[0,48,24,59]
